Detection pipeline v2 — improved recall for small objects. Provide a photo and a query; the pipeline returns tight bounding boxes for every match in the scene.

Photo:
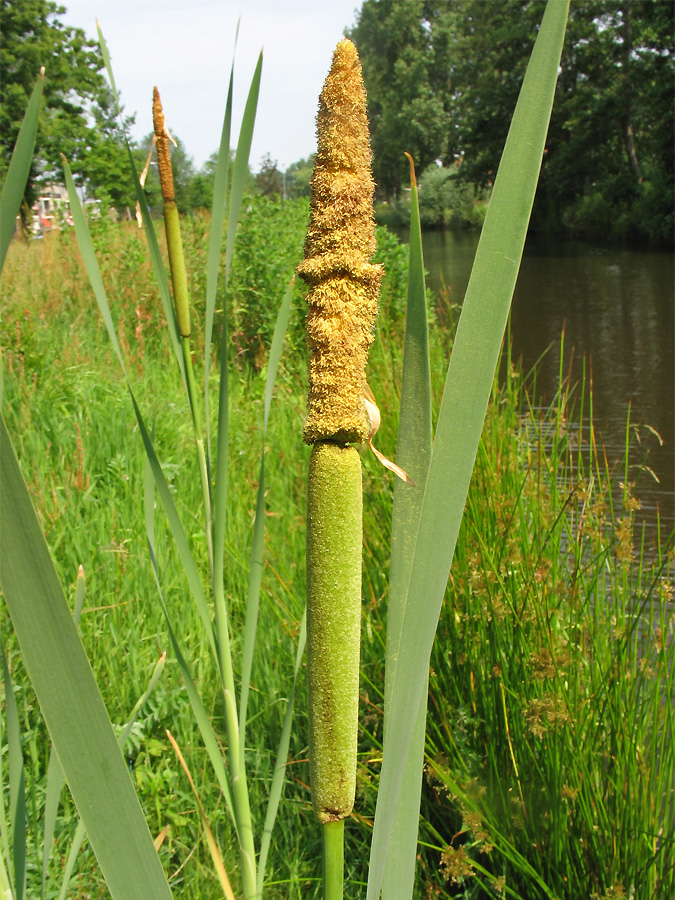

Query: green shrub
[390,163,487,231]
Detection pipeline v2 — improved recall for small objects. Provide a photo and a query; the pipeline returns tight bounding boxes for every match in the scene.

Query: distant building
[31,183,72,234]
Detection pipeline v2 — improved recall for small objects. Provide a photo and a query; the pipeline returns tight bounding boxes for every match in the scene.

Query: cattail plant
[298,38,381,898]
[153,88,190,342]
[1,6,573,898]
[152,88,214,566]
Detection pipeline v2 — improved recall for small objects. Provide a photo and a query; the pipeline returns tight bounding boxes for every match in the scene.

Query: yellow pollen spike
[297,39,382,445]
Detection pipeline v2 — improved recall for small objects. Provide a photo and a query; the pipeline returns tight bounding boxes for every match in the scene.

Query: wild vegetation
[350,0,674,244]
[2,191,673,898]
[1,4,673,899]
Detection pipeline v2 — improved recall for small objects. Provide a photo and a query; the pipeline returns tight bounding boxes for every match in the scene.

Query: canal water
[394,229,674,541]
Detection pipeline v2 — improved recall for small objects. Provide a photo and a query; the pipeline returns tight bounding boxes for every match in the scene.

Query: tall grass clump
[1,68,175,900]
[57,30,313,899]
[420,372,675,900]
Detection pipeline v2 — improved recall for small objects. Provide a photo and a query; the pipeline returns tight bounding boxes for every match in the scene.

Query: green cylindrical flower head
[306,441,362,822]
[297,39,382,445]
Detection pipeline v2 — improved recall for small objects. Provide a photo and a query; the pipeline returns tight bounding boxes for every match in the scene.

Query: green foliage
[255,154,284,198]
[2,218,673,899]
[346,0,455,198]
[419,373,675,900]
[285,155,315,199]
[539,0,675,243]
[84,86,138,211]
[212,194,410,367]
[350,0,674,244]
[393,163,487,230]
[0,0,133,208]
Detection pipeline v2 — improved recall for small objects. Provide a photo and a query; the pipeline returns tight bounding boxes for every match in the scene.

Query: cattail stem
[164,202,191,339]
[153,88,213,565]
[322,820,345,900]
[300,38,381,900]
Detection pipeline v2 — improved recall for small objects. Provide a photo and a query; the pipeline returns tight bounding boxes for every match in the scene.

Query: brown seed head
[297,39,382,444]
[153,87,174,202]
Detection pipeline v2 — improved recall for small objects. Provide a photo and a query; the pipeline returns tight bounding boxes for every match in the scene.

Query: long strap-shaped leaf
[52,651,167,900]
[0,417,173,900]
[0,70,43,271]
[203,34,235,460]
[62,159,218,667]
[212,51,263,597]
[381,156,432,900]
[256,610,307,896]
[0,641,27,900]
[43,566,85,900]
[238,276,295,756]
[367,3,569,896]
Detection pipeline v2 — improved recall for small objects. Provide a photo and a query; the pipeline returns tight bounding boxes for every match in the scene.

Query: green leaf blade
[1,645,26,900]
[367,3,569,896]
[213,50,263,601]
[381,156,433,900]
[0,417,173,900]
[0,71,43,273]
[239,276,295,750]
[204,63,234,415]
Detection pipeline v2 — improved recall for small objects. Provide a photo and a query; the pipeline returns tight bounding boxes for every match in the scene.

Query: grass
[1,204,672,898]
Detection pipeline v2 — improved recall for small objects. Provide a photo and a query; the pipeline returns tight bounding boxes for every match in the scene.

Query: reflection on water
[394,228,675,540]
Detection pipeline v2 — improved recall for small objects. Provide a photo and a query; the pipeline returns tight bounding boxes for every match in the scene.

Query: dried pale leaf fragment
[135,138,156,227]
[297,39,382,444]
[363,384,414,485]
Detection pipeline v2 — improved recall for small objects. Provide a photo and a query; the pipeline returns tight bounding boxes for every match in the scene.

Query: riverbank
[2,205,673,898]
[389,226,675,541]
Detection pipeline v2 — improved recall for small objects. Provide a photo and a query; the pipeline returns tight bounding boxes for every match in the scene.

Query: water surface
[395,229,674,540]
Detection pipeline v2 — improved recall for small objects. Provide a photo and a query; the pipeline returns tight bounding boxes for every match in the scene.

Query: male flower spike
[297,38,382,445]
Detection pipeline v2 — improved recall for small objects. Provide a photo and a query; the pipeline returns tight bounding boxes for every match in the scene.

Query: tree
[0,0,112,205]
[80,84,138,211]
[347,0,456,197]
[351,0,674,242]
[285,154,315,199]
[255,153,283,198]
[541,0,675,241]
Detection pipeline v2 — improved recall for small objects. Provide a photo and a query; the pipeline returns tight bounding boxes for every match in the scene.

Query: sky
[58,0,362,172]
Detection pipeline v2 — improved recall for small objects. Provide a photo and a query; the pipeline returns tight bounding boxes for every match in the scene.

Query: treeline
[120,146,315,219]
[349,0,674,244]
[2,1,673,243]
